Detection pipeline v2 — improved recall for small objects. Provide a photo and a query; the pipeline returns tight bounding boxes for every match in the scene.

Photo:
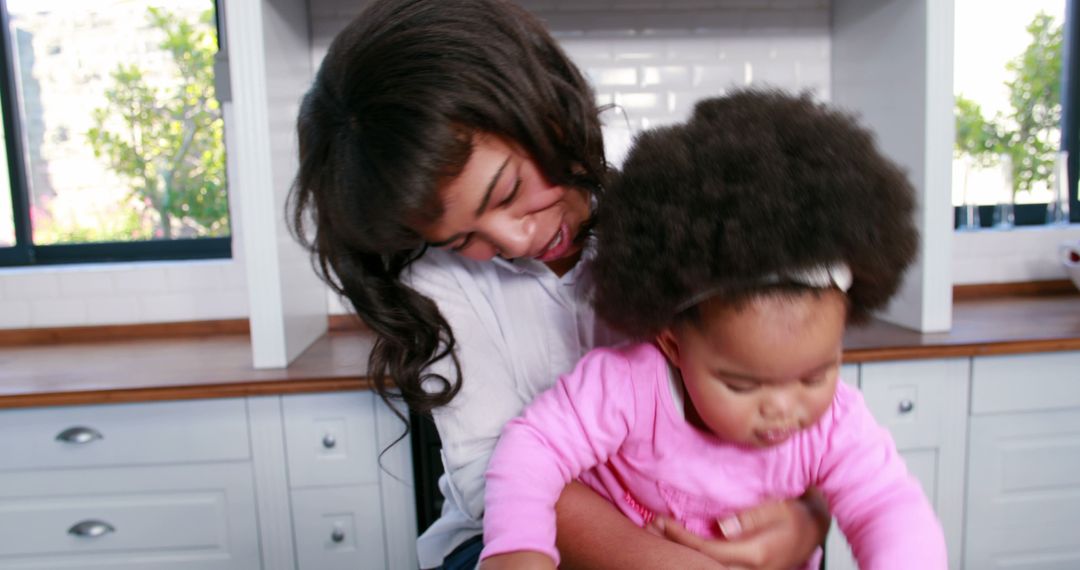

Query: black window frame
[0,0,231,267]
[953,0,1079,228]
[1065,0,1080,223]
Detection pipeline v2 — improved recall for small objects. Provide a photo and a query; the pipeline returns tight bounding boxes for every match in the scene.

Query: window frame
[0,0,231,268]
[1066,0,1080,223]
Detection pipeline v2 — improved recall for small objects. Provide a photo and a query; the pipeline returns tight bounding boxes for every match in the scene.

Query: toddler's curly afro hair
[591,89,918,339]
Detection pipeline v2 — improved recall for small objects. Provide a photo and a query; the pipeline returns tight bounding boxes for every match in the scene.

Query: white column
[832,0,955,332]
[224,0,327,367]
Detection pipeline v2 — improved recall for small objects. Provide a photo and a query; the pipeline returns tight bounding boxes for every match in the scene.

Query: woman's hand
[648,489,831,570]
[479,551,557,570]
[556,481,727,570]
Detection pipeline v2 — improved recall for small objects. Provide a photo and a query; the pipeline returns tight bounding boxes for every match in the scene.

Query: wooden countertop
[0,331,375,409]
[1,292,1078,410]
[843,292,1080,361]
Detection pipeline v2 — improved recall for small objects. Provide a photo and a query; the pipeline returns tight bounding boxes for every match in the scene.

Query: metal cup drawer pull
[322,433,337,449]
[897,399,915,414]
[68,519,116,538]
[55,426,104,444]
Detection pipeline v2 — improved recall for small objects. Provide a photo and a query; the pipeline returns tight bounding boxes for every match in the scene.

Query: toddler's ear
[654,327,682,364]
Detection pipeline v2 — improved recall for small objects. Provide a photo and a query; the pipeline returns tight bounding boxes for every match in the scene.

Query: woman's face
[417,133,592,271]
[657,291,846,448]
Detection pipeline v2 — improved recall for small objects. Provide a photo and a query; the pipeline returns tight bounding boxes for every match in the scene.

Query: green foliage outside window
[86,6,227,241]
[954,11,1063,197]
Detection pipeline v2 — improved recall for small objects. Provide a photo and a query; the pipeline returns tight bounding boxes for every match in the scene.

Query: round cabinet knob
[898,399,915,414]
[331,527,346,543]
[68,519,116,538]
[322,434,337,449]
[55,426,104,444]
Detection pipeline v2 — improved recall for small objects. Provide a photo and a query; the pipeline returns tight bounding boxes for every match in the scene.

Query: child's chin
[752,429,796,447]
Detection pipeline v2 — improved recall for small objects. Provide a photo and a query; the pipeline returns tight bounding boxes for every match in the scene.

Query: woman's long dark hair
[289,0,607,420]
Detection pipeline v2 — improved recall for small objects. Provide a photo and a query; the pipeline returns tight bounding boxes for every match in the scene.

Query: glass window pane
[953,0,1066,211]
[5,0,227,245]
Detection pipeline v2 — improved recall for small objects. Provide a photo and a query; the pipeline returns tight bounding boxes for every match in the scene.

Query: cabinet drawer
[859,358,969,449]
[283,392,379,488]
[972,351,1080,414]
[292,485,387,570]
[0,463,260,569]
[0,399,249,471]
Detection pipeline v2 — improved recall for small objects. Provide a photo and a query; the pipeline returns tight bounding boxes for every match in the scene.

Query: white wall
[0,259,249,329]
[18,0,1001,330]
[831,0,954,332]
[953,225,1080,285]
[315,0,834,314]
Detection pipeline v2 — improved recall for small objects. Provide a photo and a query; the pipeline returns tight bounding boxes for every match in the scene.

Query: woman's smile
[535,223,570,262]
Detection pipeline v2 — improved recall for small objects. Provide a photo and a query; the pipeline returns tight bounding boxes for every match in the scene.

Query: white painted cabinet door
[965,408,1080,569]
[964,351,1080,569]
[280,392,418,570]
[0,398,250,470]
[292,485,387,570]
[0,463,260,569]
[283,392,381,488]
[824,359,969,570]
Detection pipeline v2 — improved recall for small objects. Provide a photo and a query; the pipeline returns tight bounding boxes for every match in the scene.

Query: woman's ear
[655,327,681,365]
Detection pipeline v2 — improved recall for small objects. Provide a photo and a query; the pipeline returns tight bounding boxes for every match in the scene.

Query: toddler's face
[657,291,846,448]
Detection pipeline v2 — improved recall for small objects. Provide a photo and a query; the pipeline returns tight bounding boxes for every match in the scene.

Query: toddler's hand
[650,491,829,570]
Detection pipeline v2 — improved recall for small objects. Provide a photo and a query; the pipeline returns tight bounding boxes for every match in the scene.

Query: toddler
[480,90,947,570]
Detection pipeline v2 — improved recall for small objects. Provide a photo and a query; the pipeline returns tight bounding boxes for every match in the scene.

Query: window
[0,0,229,266]
[953,0,1079,228]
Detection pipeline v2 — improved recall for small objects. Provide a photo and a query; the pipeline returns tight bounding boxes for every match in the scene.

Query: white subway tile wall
[0,299,32,328]
[0,261,249,329]
[952,226,1080,285]
[30,297,88,328]
[0,0,830,328]
[316,0,832,314]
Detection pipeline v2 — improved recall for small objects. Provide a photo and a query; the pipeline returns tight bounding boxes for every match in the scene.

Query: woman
[290,0,829,568]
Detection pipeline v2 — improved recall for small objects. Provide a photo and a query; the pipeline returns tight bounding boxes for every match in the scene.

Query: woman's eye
[497,178,522,208]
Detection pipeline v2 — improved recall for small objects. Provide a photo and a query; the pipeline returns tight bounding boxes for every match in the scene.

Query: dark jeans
[439,534,483,570]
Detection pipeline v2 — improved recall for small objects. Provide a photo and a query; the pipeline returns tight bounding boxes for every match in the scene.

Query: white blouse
[404,245,623,568]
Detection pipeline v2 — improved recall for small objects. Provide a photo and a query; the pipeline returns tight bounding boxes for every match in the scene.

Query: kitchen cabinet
[2,321,1077,569]
[824,359,969,570]
[859,358,969,570]
[825,351,1080,569]
[0,393,416,570]
[0,399,260,569]
[964,352,1080,569]
[0,463,260,569]
[280,392,411,570]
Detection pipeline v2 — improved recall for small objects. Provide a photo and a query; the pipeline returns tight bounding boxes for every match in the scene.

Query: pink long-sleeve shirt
[482,342,947,569]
